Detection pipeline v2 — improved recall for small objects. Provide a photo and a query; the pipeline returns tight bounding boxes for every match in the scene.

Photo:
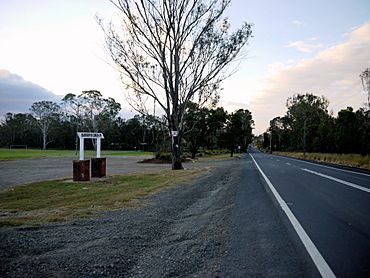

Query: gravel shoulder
[0,156,316,277]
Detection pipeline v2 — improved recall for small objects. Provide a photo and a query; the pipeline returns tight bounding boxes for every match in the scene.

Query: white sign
[78,132,104,139]
[77,132,104,160]
[171,131,179,137]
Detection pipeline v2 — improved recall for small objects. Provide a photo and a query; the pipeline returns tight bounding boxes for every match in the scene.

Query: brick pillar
[73,160,90,181]
[91,157,106,178]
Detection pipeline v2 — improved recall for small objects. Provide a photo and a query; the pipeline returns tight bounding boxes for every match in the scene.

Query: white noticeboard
[171,131,178,137]
[77,132,104,160]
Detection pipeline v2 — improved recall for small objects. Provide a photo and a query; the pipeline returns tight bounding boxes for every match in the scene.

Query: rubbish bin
[73,160,90,181]
[91,157,106,178]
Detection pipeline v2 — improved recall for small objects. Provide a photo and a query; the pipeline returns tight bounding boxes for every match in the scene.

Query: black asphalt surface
[249,148,370,277]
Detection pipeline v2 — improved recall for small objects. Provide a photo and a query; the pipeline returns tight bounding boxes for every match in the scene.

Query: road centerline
[302,168,370,194]
[249,153,336,278]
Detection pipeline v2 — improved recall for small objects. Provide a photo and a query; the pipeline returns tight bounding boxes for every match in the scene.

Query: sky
[0,0,369,134]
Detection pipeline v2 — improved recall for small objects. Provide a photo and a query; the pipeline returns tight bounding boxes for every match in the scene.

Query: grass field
[0,168,206,227]
[0,148,154,160]
[274,151,370,170]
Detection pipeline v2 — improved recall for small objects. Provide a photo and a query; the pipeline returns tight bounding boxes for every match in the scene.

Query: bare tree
[30,101,61,150]
[99,0,253,169]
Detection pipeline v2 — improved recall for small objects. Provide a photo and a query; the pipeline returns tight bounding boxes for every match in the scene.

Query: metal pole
[269,131,272,154]
[303,118,307,155]
[79,137,84,160]
[97,138,101,158]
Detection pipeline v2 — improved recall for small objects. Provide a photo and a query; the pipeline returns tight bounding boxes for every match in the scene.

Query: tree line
[262,93,370,154]
[0,91,254,157]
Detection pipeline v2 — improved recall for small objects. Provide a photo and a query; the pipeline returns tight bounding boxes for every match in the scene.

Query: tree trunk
[191,149,197,160]
[171,135,183,170]
[42,131,47,150]
[190,140,198,159]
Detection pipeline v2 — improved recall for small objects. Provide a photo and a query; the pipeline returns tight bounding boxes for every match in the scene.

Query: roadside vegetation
[0,168,206,227]
[274,151,370,170]
[258,93,369,157]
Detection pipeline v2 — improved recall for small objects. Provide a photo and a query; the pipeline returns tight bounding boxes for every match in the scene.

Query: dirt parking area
[0,156,169,190]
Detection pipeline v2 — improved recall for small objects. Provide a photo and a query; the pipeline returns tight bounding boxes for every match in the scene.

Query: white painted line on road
[277,155,370,177]
[250,153,336,278]
[302,168,370,194]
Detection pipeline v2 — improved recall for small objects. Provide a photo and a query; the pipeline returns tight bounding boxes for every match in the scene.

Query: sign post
[77,132,104,160]
[73,132,106,181]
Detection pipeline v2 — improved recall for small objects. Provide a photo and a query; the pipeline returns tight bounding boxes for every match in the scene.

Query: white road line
[286,162,291,166]
[302,168,370,194]
[250,153,336,278]
[276,155,370,177]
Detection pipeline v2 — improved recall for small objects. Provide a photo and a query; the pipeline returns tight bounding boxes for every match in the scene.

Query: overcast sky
[1,0,369,134]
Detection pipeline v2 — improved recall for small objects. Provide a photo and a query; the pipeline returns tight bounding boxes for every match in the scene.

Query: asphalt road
[249,148,370,277]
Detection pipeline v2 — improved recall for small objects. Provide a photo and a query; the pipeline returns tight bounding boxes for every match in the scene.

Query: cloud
[292,20,305,27]
[0,69,62,117]
[250,21,370,134]
[285,37,324,53]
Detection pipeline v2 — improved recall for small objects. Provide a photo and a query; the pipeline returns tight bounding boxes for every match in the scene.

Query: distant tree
[265,93,370,155]
[269,117,284,151]
[205,107,228,150]
[262,132,270,150]
[224,109,253,156]
[183,102,209,159]
[99,0,253,169]
[315,112,335,152]
[30,101,61,150]
[355,108,370,154]
[61,93,84,153]
[0,113,38,147]
[80,90,121,132]
[285,93,329,152]
[62,91,121,150]
[335,107,357,153]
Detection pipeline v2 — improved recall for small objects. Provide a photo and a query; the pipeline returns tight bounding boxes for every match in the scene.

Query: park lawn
[0,148,154,160]
[0,168,206,227]
[274,151,370,170]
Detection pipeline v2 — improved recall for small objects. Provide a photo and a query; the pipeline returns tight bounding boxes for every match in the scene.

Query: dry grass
[0,168,206,227]
[274,151,370,170]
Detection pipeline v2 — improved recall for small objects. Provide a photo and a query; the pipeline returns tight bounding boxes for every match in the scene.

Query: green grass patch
[274,151,370,170]
[0,168,206,227]
[0,148,153,160]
